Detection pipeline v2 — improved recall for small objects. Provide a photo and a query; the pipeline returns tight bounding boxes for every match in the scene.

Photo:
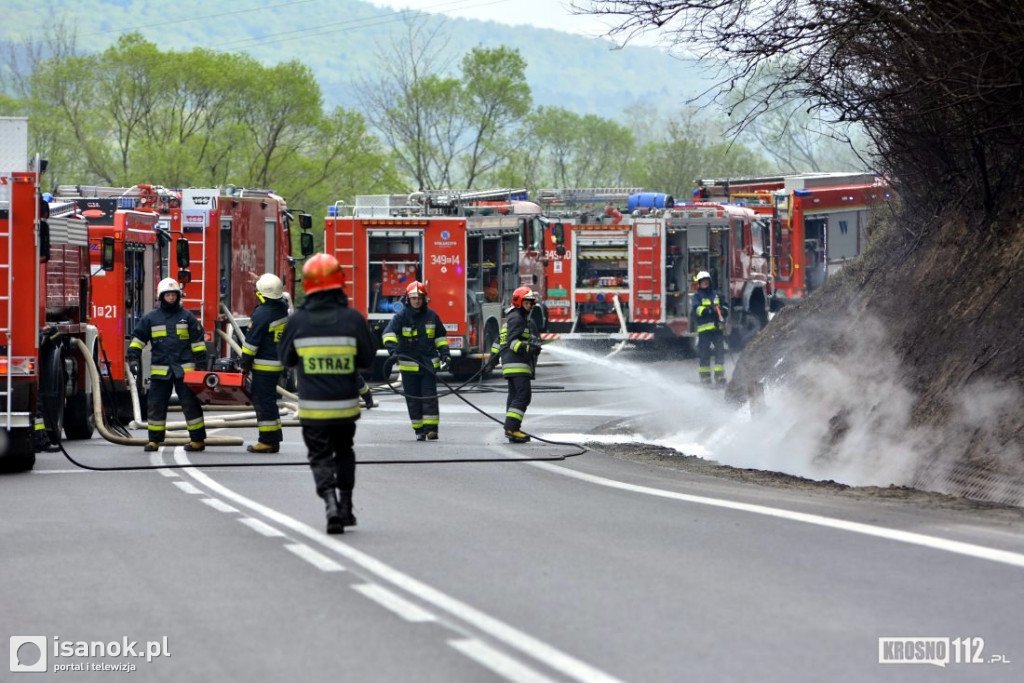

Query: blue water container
[628,193,675,212]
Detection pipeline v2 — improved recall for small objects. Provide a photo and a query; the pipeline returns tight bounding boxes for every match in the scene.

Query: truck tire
[0,428,35,473]
[64,392,95,440]
[39,345,65,446]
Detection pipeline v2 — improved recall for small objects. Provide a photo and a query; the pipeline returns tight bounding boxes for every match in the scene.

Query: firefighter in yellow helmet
[126,277,208,451]
[691,271,728,385]
[279,254,375,534]
[240,273,289,453]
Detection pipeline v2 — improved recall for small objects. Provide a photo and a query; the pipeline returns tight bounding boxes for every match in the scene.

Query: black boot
[338,489,357,528]
[322,491,344,534]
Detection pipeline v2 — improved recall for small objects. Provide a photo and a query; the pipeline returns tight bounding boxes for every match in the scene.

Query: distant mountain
[2,0,707,120]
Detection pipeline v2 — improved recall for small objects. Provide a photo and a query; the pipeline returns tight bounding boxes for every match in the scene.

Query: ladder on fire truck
[536,188,644,207]
[0,172,14,428]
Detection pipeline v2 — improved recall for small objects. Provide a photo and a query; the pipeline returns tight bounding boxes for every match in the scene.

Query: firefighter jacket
[279,291,376,424]
[692,288,729,334]
[127,301,207,379]
[494,306,539,378]
[381,304,450,373]
[240,298,289,375]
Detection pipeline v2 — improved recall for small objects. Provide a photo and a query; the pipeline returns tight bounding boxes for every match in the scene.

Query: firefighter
[126,278,208,451]
[279,253,375,534]
[240,273,289,454]
[494,287,542,443]
[692,270,729,386]
[381,281,451,441]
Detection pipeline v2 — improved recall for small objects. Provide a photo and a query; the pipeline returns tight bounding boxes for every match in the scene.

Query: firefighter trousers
[302,422,357,497]
[697,329,727,383]
[251,371,282,445]
[504,375,533,432]
[401,370,439,434]
[147,375,206,443]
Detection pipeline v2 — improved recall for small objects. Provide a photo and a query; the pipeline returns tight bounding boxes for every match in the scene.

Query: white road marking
[175,450,623,683]
[284,543,346,572]
[238,517,286,537]
[526,460,1024,569]
[352,583,436,623]
[201,497,239,513]
[449,639,557,683]
[172,481,203,495]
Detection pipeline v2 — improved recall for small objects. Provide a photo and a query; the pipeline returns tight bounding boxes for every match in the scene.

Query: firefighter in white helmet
[127,277,208,451]
[691,270,728,386]
[240,273,290,453]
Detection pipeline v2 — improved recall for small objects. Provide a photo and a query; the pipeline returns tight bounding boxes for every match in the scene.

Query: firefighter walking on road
[279,254,375,534]
[240,273,289,453]
[127,278,208,451]
[692,270,729,386]
[495,287,542,443]
[381,281,451,441]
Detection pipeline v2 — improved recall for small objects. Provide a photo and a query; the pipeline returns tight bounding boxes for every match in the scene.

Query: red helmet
[511,286,537,308]
[405,281,428,299]
[302,253,345,295]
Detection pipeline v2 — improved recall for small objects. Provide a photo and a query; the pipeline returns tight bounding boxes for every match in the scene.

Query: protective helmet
[255,273,284,300]
[405,281,428,300]
[511,286,538,308]
[695,270,712,283]
[157,277,182,298]
[302,253,345,295]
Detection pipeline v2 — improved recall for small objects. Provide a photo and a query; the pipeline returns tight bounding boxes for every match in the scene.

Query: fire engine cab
[701,172,889,305]
[324,190,531,378]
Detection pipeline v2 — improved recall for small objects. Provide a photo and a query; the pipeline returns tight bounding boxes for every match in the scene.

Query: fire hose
[71,337,243,447]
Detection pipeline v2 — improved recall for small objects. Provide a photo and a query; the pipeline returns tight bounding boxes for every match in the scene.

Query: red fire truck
[534,188,772,348]
[54,186,170,421]
[324,190,527,378]
[701,172,889,305]
[1,118,98,470]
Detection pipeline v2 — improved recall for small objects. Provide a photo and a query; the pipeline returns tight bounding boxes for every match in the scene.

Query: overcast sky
[365,0,626,40]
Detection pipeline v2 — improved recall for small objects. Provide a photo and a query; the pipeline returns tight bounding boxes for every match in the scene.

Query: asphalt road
[2,350,1022,681]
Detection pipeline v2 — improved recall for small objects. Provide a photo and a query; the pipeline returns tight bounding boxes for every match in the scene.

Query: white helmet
[695,270,711,283]
[157,277,182,298]
[256,273,284,300]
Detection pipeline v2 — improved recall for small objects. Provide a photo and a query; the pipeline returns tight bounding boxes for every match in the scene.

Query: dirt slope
[728,205,1024,504]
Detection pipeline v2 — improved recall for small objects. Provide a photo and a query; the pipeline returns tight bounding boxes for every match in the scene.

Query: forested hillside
[2,0,702,118]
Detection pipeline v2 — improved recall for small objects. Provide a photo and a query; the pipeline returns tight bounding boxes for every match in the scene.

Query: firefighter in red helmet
[279,253,376,534]
[381,280,452,441]
[493,286,542,443]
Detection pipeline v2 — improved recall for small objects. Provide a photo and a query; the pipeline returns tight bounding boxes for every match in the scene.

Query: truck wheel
[64,392,95,440]
[0,428,36,473]
[39,345,65,446]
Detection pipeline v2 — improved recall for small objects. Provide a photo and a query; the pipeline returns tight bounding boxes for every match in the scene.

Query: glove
[127,359,141,378]
[528,337,543,355]
[194,353,209,370]
[382,355,397,377]
[439,356,451,373]
[362,388,374,410]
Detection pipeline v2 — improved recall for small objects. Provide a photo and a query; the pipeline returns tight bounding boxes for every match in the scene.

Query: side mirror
[299,214,312,231]
[300,232,315,257]
[553,222,565,245]
[39,219,51,262]
[101,236,116,271]
[176,238,190,268]
[177,269,192,285]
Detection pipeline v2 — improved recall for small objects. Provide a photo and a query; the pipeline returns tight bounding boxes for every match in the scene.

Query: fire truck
[53,186,171,421]
[701,172,889,305]
[324,190,529,378]
[534,188,772,348]
[1,117,99,471]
